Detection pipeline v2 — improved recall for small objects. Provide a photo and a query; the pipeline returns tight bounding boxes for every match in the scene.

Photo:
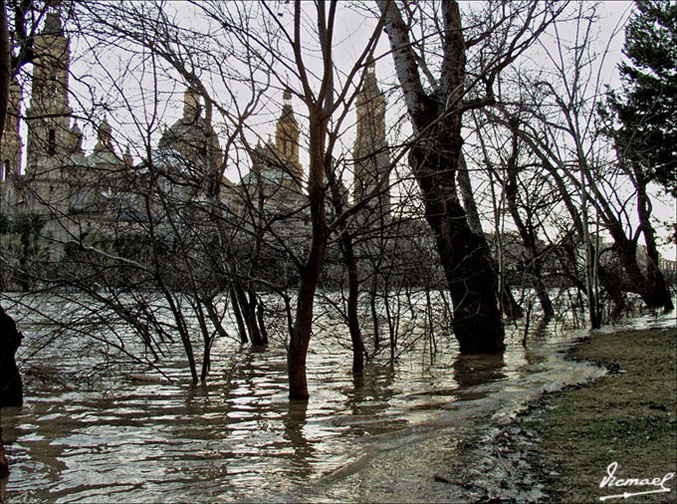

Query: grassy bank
[518,327,677,502]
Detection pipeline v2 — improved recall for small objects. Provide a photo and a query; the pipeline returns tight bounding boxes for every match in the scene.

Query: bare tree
[487,2,673,323]
[376,0,566,352]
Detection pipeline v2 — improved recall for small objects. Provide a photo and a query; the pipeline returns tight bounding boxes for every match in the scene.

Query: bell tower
[25,10,73,173]
[183,87,201,121]
[0,78,23,214]
[353,59,389,215]
[275,88,302,190]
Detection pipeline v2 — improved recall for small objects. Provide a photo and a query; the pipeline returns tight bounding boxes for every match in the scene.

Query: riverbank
[514,326,677,502]
[311,324,676,503]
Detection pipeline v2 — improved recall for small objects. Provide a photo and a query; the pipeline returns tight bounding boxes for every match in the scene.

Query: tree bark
[343,233,365,373]
[229,285,249,344]
[379,0,504,353]
[328,161,365,373]
[409,131,505,352]
[287,106,330,400]
[459,153,523,319]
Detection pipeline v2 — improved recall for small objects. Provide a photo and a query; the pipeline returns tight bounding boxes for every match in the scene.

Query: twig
[494,447,511,475]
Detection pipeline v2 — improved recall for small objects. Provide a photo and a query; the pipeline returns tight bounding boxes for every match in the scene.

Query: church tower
[353,60,390,215]
[275,88,302,190]
[0,78,23,214]
[25,10,73,173]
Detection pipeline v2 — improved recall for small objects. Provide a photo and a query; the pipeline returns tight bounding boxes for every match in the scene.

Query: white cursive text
[599,462,674,501]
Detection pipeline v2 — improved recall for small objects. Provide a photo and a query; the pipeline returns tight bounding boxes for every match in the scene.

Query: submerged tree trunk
[329,164,365,373]
[379,0,504,353]
[0,304,23,408]
[459,153,523,319]
[409,133,505,352]
[230,285,249,344]
[234,283,264,346]
[344,235,365,373]
[287,105,330,400]
[287,217,328,400]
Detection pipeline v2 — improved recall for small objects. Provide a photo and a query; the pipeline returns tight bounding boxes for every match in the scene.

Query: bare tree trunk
[235,283,264,346]
[462,152,523,319]
[411,138,505,352]
[342,233,364,373]
[370,275,380,353]
[328,163,365,373]
[287,220,328,399]
[287,104,330,399]
[634,170,673,311]
[256,299,268,346]
[230,285,248,344]
[379,1,504,353]
[503,122,554,319]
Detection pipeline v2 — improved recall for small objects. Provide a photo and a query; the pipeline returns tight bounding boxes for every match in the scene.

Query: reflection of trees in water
[343,363,396,418]
[283,400,314,477]
[452,353,506,389]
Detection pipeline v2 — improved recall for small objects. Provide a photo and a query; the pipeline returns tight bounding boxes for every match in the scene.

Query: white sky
[14,1,676,259]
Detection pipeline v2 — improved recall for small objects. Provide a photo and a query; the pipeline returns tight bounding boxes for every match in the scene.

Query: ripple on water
[4,298,673,502]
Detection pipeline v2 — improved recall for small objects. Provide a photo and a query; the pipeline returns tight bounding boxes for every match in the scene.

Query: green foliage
[603,0,677,195]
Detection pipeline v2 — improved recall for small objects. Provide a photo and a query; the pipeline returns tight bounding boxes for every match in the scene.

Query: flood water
[2,295,674,502]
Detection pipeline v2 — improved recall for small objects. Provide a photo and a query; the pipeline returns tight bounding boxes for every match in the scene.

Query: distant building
[0,11,392,263]
[354,59,390,220]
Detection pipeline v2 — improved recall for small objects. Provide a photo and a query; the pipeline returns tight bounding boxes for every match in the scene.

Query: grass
[519,327,677,503]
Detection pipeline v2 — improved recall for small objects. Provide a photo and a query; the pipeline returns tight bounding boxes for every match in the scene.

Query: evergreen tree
[605,0,677,196]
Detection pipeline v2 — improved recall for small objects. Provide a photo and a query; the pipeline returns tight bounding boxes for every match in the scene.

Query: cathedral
[0,11,391,263]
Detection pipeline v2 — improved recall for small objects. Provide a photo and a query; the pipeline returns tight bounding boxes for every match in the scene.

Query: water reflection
[451,352,506,388]
[284,400,313,477]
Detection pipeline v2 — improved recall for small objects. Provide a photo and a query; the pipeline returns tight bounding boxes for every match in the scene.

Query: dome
[158,115,220,164]
[87,148,119,168]
[159,87,221,164]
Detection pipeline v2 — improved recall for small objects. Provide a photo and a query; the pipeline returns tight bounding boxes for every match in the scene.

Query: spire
[274,87,302,189]
[70,121,83,154]
[42,11,63,36]
[280,87,294,121]
[353,60,389,216]
[124,144,133,167]
[26,0,71,173]
[183,87,201,120]
[362,57,379,96]
[98,117,112,141]
[94,117,114,152]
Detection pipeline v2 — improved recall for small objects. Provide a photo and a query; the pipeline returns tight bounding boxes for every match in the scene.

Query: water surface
[2,298,672,502]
